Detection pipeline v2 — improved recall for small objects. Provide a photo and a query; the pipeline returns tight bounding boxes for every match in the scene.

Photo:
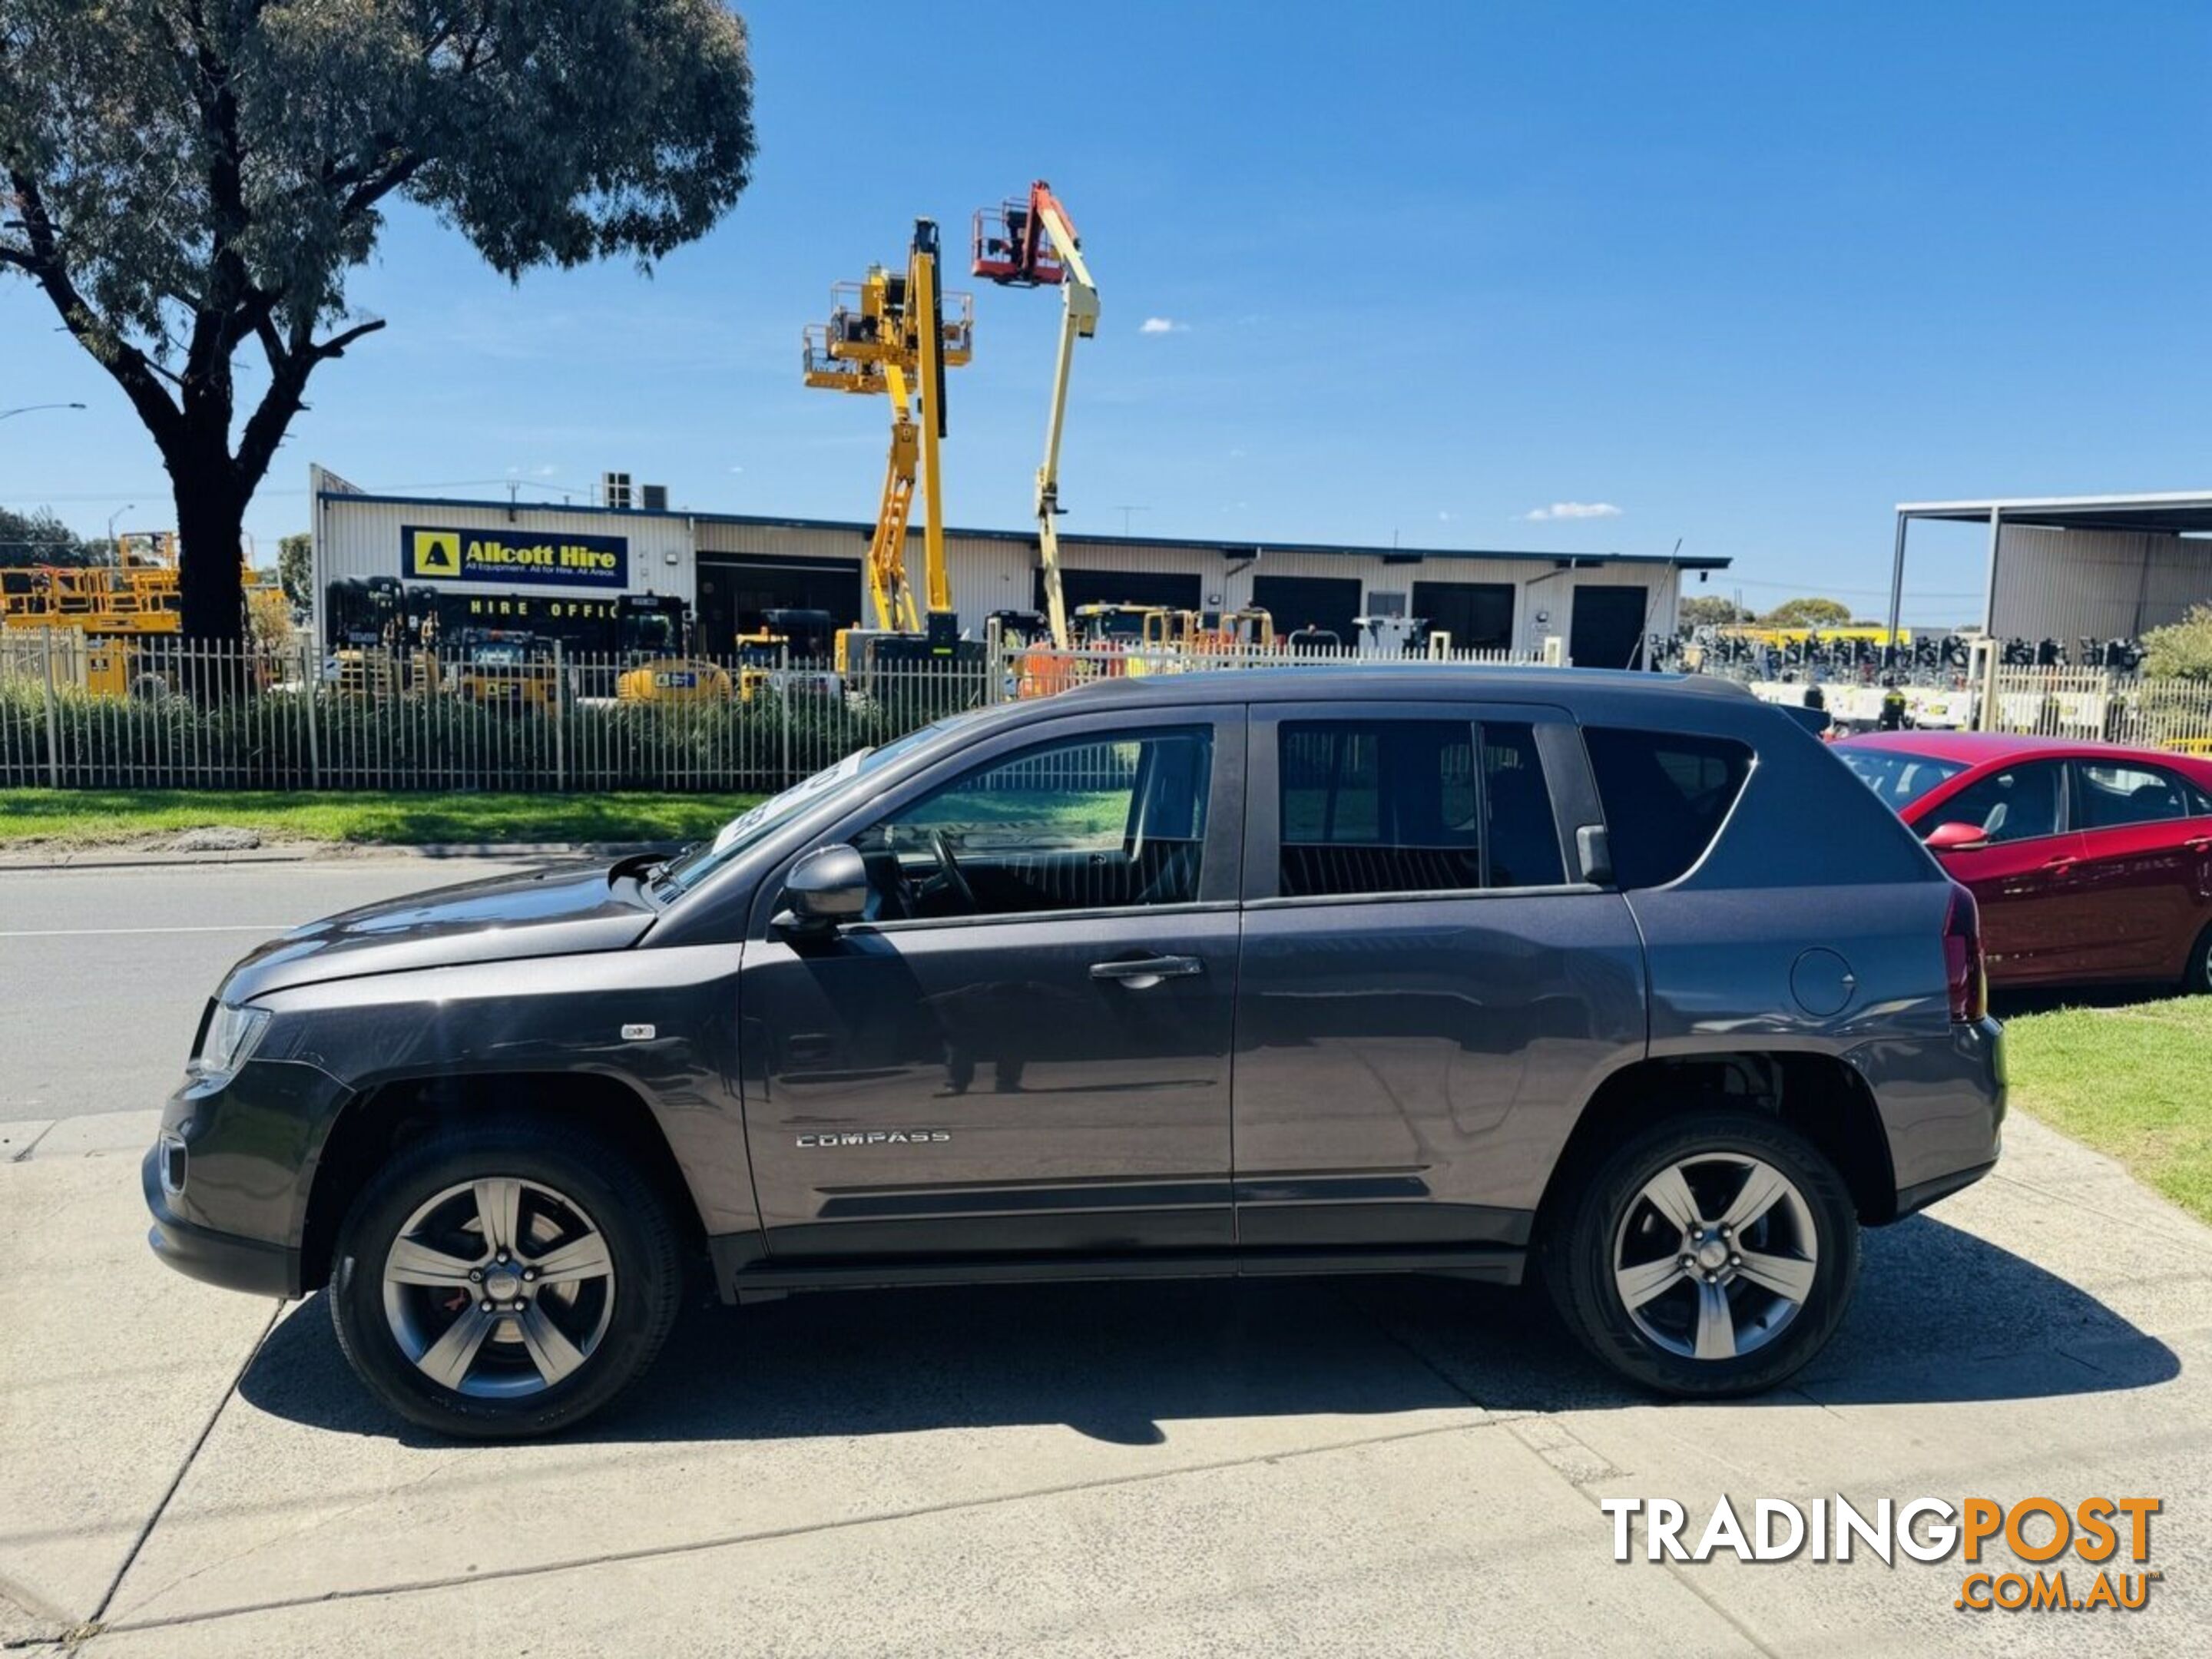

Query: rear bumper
[1858,1016,2006,1220]
[144,1147,301,1298]
[1895,1157,1998,1217]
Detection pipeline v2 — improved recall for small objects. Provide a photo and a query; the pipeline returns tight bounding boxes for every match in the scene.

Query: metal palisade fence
[0,631,1549,794]
[1983,666,2212,754]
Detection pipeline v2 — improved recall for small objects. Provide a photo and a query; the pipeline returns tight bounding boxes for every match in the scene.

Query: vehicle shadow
[237,1211,2179,1447]
[1991,982,2190,1018]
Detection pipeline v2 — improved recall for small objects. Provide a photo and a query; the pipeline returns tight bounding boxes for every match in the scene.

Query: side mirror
[1923,821,1989,854]
[773,843,869,937]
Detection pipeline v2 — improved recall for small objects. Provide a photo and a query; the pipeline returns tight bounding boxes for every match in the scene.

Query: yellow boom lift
[803,219,974,671]
[973,180,1098,650]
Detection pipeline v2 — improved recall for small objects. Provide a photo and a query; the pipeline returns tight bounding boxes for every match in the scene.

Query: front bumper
[143,1147,300,1297]
[143,1055,347,1299]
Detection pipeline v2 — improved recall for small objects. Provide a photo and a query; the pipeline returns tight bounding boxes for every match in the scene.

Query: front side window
[854,726,1213,919]
[654,718,963,896]
[1920,761,2064,844]
[1276,718,1562,898]
[2072,762,2208,830]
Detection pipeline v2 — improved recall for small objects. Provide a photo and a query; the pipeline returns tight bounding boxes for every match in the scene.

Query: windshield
[651,719,958,896]
[1837,747,1969,812]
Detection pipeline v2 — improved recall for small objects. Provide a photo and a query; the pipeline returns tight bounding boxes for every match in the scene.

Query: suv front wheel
[329,1119,681,1438]
[1545,1109,1859,1397]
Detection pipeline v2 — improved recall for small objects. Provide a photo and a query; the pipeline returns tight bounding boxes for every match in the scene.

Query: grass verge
[0,787,761,849]
[2004,994,2212,1224]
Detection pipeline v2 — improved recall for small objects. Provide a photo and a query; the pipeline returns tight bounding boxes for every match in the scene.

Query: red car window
[1922,762,2065,843]
[2072,762,2208,830]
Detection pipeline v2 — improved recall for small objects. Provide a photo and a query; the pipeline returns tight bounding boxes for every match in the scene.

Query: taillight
[1943,882,1987,1023]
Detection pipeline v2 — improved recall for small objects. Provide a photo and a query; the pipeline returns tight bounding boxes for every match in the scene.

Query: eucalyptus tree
[1,2,755,638]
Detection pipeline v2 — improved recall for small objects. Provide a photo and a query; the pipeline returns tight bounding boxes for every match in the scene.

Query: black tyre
[1544,1109,1859,1398]
[329,1119,681,1439]
[2184,922,2212,995]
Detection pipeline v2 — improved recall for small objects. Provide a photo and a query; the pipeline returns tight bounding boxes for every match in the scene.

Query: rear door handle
[1090,955,1204,988]
[2042,856,2078,870]
[2186,837,2212,853]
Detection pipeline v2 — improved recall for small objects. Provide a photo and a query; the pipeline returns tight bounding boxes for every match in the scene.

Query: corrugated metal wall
[312,469,1682,659]
[310,473,694,646]
[1991,525,2212,643]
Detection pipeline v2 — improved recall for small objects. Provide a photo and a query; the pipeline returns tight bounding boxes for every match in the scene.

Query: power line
[1725,575,1984,599]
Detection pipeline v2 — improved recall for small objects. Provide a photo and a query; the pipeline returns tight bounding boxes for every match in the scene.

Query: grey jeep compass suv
[145,667,2004,1437]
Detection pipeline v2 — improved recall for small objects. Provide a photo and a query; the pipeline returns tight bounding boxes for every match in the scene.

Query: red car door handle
[2041,856,2077,870]
[2187,837,2212,853]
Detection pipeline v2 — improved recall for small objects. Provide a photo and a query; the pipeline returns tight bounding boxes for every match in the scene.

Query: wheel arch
[299,1068,708,1293]
[1534,1050,1899,1242]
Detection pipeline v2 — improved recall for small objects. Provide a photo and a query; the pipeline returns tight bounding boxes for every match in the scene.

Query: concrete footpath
[1,1108,2206,1657]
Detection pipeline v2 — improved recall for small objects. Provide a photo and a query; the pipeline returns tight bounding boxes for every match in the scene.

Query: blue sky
[2,0,2207,621]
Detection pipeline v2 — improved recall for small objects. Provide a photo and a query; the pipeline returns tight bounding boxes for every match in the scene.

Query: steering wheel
[929,830,977,912]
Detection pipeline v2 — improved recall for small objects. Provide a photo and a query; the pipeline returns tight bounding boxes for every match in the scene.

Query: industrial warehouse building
[1890,491,2212,646]
[309,464,1729,665]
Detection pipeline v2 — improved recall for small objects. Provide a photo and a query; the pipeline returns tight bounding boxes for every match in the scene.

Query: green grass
[2005,994,2212,1224]
[0,788,762,849]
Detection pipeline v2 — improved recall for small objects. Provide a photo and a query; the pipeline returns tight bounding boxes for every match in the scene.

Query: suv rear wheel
[1545,1110,1859,1397]
[329,1120,681,1438]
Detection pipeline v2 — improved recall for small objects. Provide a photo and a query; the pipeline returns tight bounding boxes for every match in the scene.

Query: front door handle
[2041,856,2078,871]
[2186,836,2212,853]
[1090,955,1204,989]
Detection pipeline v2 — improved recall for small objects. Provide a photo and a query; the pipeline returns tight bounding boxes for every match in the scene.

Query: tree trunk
[168,446,247,643]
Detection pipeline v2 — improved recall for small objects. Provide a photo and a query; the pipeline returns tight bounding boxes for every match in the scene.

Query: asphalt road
[0,856,525,1124]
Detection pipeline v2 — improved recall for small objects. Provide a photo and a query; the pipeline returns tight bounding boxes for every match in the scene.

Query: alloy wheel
[1611,1154,1818,1362]
[379,1177,617,1399]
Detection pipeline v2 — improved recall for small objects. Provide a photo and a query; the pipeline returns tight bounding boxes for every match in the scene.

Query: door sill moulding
[707,1237,1525,1301]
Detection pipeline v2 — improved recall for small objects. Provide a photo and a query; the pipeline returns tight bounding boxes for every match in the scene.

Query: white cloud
[728,465,745,474]
[1522,501,1623,522]
[1437,510,1452,522]
[1138,316,1187,335]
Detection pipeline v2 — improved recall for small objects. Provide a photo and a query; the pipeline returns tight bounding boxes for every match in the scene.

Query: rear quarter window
[1583,728,1753,888]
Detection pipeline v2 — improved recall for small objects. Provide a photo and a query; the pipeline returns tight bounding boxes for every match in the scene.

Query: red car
[1836,731,2212,990]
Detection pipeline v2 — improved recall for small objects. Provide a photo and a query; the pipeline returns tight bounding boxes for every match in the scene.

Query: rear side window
[1277,718,1564,897]
[1836,747,1968,810]
[1583,728,1753,888]
[2071,761,2210,829]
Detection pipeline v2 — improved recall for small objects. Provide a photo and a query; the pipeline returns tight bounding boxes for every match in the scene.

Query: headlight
[190,1003,270,1081]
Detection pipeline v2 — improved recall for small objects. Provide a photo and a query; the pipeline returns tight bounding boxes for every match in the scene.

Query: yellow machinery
[730,626,790,703]
[974,180,1098,650]
[1072,602,1165,644]
[324,576,438,697]
[613,594,733,703]
[616,657,733,703]
[2,532,277,694]
[2,535,184,637]
[1142,610,1194,651]
[803,218,973,647]
[447,628,558,710]
[1209,607,1277,651]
